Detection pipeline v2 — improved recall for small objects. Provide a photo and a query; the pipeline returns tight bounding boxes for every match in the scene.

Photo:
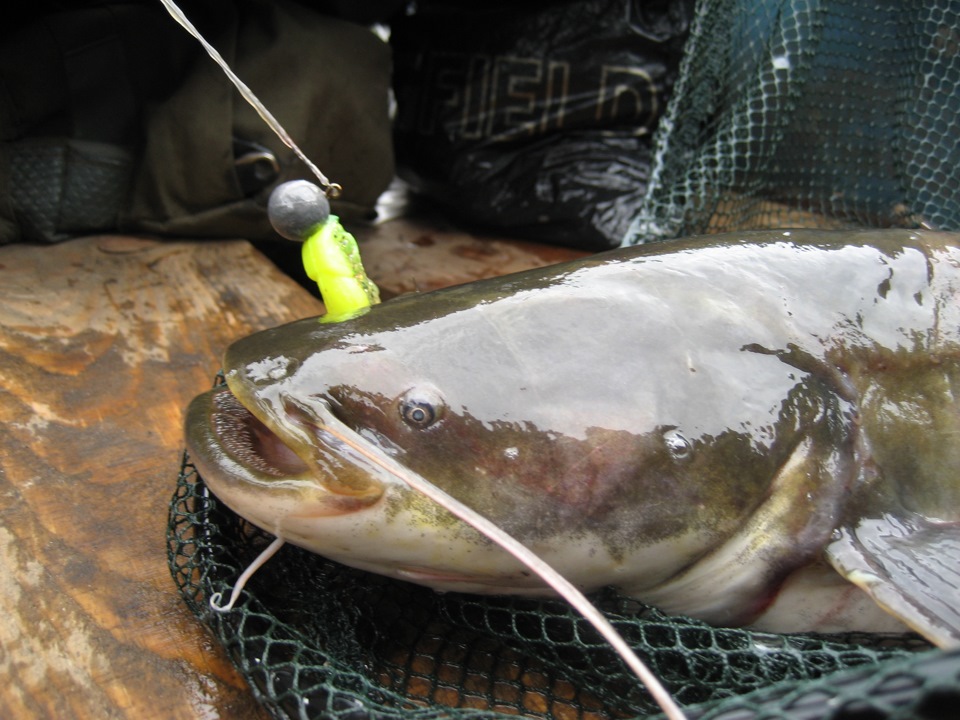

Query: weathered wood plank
[0,236,326,720]
[356,215,587,298]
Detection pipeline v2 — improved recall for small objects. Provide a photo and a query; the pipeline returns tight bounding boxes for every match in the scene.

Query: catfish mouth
[209,387,311,479]
[189,383,561,596]
[187,382,386,509]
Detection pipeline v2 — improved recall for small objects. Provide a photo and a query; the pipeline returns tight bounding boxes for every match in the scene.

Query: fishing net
[168,452,953,720]
[168,0,960,718]
[623,0,960,244]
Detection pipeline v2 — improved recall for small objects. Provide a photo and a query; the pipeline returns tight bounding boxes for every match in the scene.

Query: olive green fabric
[125,0,394,239]
[1,0,394,244]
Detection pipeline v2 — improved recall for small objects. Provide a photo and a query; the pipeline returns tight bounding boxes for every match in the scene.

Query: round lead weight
[268,180,331,241]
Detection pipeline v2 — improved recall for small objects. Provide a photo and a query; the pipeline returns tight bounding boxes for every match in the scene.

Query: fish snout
[187,387,384,509]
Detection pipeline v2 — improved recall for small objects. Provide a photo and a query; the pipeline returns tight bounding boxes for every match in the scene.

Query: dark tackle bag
[389,0,696,251]
[0,0,394,245]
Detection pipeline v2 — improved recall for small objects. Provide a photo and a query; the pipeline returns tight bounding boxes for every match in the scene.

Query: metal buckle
[233,138,280,196]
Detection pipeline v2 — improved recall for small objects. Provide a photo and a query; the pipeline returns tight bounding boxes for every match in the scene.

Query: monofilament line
[158,0,335,194]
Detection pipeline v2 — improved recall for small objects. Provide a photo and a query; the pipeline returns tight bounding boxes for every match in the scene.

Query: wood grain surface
[356,215,587,298]
[0,227,580,719]
[0,236,326,720]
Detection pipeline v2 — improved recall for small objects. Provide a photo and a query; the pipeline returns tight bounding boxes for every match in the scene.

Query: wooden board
[355,215,587,298]
[0,236,325,720]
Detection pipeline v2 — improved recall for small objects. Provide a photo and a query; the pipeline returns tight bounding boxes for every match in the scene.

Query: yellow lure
[301,216,381,321]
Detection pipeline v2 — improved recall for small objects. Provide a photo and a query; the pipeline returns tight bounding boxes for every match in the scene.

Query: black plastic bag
[390,0,695,250]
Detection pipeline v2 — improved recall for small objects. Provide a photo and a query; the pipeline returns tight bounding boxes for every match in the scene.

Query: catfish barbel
[185,229,960,649]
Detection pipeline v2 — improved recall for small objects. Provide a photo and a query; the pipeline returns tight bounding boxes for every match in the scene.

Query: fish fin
[825,516,960,648]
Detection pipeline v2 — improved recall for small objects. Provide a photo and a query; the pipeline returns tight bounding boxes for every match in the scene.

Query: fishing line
[157,0,340,197]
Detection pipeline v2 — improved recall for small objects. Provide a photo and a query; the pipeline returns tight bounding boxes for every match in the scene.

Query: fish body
[186,229,960,647]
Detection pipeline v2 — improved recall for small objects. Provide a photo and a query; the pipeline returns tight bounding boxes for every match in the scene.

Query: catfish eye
[663,428,692,461]
[400,400,436,428]
[398,387,445,429]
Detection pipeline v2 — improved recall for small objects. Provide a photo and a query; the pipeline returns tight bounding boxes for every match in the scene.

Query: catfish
[186,229,960,648]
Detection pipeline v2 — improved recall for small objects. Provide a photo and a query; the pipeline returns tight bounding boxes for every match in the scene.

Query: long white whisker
[323,422,688,720]
[209,535,286,613]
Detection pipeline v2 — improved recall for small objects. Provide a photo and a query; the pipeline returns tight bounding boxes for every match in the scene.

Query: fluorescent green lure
[267,179,380,321]
[301,216,381,321]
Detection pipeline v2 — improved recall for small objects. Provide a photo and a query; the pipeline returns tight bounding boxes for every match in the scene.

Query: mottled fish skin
[185,229,960,646]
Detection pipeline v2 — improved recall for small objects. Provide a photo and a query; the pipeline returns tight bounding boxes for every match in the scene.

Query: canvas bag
[0,0,394,244]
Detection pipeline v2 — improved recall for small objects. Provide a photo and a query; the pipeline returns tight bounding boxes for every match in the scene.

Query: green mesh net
[168,453,956,720]
[168,0,960,717]
[624,0,960,244]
